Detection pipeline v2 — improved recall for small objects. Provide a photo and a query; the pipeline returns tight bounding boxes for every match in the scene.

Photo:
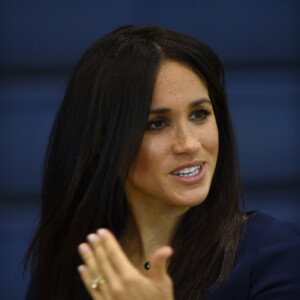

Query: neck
[120,197,188,270]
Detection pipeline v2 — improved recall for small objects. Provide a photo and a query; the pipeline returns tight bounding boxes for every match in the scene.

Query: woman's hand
[77,229,174,300]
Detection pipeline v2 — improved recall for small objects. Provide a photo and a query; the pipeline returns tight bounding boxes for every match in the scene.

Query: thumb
[149,246,173,281]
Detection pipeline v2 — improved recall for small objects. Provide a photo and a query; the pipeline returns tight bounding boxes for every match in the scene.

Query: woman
[24,25,300,299]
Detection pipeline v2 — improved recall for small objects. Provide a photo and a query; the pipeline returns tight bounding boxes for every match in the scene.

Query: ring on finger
[91,276,106,289]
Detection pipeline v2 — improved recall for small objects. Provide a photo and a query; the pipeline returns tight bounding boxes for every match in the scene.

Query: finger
[87,234,118,299]
[149,246,173,282]
[77,264,103,300]
[78,243,111,299]
[97,229,136,277]
[78,243,101,280]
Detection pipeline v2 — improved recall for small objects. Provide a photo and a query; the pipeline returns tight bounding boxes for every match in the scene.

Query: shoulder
[244,211,300,299]
[242,211,300,250]
[208,211,300,300]
[241,211,300,268]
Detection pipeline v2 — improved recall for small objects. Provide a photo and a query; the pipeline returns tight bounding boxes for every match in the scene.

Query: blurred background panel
[0,0,299,299]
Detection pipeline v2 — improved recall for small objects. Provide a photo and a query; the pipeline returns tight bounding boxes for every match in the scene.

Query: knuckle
[110,285,124,298]
[105,245,117,259]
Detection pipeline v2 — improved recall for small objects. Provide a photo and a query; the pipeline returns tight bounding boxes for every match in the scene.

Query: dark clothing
[207,211,300,299]
[25,211,300,299]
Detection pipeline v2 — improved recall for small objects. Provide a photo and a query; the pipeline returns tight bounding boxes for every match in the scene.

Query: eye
[147,119,168,131]
[190,109,211,121]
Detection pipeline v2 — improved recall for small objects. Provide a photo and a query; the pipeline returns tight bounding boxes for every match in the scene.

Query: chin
[172,190,209,207]
[170,193,209,208]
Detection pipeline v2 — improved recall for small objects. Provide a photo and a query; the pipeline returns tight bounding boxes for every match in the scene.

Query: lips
[170,161,206,185]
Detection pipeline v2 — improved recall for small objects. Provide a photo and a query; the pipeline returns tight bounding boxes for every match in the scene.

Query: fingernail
[87,234,98,243]
[97,228,106,237]
[77,265,85,273]
[78,243,88,254]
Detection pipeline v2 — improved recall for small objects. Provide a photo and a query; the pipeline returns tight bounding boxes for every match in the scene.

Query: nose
[171,123,201,155]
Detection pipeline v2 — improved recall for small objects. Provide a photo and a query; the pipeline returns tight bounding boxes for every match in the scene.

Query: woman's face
[125,60,219,211]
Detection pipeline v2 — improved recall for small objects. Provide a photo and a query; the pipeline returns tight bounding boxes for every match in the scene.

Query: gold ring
[91,276,106,289]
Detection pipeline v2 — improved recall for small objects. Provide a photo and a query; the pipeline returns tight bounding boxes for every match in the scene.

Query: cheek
[203,123,219,159]
[131,137,169,177]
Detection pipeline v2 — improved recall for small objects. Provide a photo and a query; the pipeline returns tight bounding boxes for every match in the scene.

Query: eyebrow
[149,99,211,114]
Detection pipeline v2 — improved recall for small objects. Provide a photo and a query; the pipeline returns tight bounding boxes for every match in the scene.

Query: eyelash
[190,109,211,121]
[147,109,211,131]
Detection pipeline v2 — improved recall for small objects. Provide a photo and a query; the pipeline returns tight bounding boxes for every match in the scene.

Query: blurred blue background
[0,0,299,298]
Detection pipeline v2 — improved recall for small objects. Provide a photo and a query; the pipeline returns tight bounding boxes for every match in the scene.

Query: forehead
[151,60,209,107]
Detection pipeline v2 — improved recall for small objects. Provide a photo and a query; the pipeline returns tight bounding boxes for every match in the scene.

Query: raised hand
[78,229,174,300]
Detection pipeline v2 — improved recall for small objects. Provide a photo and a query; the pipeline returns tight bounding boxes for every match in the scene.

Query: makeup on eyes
[146,101,213,131]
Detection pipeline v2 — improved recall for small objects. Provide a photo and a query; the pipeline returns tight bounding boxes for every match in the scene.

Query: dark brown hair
[24,25,245,299]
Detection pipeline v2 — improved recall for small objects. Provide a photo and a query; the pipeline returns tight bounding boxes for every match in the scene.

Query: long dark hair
[24,25,245,299]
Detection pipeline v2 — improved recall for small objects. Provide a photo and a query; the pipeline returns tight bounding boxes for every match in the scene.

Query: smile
[172,166,201,177]
[170,162,206,185]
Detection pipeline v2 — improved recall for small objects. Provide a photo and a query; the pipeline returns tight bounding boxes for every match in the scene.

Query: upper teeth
[173,166,201,175]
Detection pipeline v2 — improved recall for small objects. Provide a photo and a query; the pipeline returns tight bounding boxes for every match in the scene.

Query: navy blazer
[25,211,300,299]
[207,211,300,299]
